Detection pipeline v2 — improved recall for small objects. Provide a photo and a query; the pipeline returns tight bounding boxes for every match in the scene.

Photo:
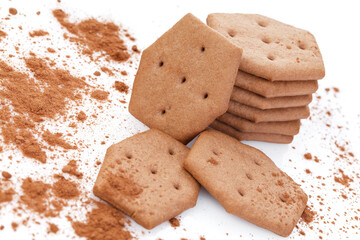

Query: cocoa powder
[91,90,109,101]
[29,30,49,37]
[52,178,79,199]
[62,160,83,178]
[114,81,129,94]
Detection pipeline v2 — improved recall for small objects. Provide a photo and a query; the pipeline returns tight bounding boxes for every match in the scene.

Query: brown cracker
[207,13,325,81]
[234,70,318,97]
[93,129,200,229]
[228,101,310,123]
[231,86,312,110]
[183,129,307,236]
[210,120,293,144]
[218,113,300,135]
[129,13,242,143]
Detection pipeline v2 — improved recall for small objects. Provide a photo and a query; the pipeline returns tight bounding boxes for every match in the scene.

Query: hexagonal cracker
[184,129,308,236]
[93,129,200,229]
[207,13,325,81]
[129,13,242,143]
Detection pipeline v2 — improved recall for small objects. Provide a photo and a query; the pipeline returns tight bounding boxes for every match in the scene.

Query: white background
[0,0,359,239]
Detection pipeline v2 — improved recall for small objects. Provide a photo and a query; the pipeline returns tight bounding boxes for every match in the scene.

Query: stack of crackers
[92,13,325,237]
[207,14,325,144]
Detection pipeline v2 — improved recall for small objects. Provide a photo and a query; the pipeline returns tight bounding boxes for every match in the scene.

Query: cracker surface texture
[184,129,308,236]
[129,13,242,143]
[93,129,200,229]
[207,13,325,81]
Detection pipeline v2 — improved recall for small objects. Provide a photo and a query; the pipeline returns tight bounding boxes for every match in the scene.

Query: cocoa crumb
[43,130,77,150]
[334,169,353,187]
[91,90,109,101]
[304,153,312,160]
[2,171,12,179]
[29,30,49,37]
[93,71,101,76]
[47,48,56,53]
[62,160,83,179]
[0,30,7,40]
[11,222,18,231]
[120,71,127,76]
[9,8,18,15]
[114,81,129,94]
[48,223,59,234]
[100,67,114,76]
[76,111,87,122]
[301,205,316,224]
[169,217,180,228]
[305,169,312,174]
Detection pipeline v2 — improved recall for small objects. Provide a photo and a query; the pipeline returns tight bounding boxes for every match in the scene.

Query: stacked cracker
[207,14,325,144]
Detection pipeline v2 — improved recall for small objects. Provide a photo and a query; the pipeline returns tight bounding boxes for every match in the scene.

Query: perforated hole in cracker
[246,173,253,180]
[203,93,209,99]
[212,149,219,155]
[126,153,132,159]
[267,54,275,61]
[159,61,164,67]
[201,46,205,52]
[168,149,174,155]
[238,189,245,196]
[173,183,180,190]
[261,37,271,44]
[257,20,268,27]
[228,30,236,37]
[181,77,186,84]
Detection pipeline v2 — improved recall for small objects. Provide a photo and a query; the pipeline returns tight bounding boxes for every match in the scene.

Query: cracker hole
[298,43,306,50]
[261,37,271,44]
[181,77,186,84]
[151,169,157,174]
[169,149,174,155]
[238,189,244,196]
[159,61,164,67]
[201,46,205,52]
[203,93,209,99]
[173,183,180,190]
[161,109,166,115]
[246,173,253,180]
[257,21,267,27]
[126,154,132,159]
[254,159,261,166]
[267,55,275,61]
[212,149,219,155]
[228,30,235,37]
[279,196,286,203]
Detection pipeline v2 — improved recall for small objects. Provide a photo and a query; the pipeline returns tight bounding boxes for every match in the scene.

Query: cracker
[210,120,293,144]
[228,101,310,123]
[183,129,308,236]
[234,70,318,97]
[218,113,300,135]
[207,13,325,81]
[93,129,200,229]
[129,13,242,143]
[231,86,312,110]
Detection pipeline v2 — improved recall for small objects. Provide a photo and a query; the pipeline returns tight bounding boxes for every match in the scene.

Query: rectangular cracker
[93,129,200,229]
[231,86,312,110]
[234,70,318,98]
[207,13,325,81]
[228,101,310,123]
[129,13,242,144]
[183,129,308,236]
[218,112,300,135]
[210,120,293,144]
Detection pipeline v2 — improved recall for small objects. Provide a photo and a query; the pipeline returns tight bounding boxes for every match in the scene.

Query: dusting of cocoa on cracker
[114,81,129,94]
[301,205,316,224]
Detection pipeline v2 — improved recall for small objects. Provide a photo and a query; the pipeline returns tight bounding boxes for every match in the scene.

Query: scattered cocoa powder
[91,90,109,101]
[52,9,130,63]
[0,30,7,40]
[9,8,18,15]
[93,71,101,76]
[20,177,51,214]
[76,111,87,122]
[29,30,49,37]
[48,223,59,234]
[11,222,18,231]
[71,201,134,240]
[305,169,312,174]
[0,185,15,204]
[47,47,56,53]
[114,81,129,94]
[52,178,79,199]
[62,160,83,178]
[169,217,180,228]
